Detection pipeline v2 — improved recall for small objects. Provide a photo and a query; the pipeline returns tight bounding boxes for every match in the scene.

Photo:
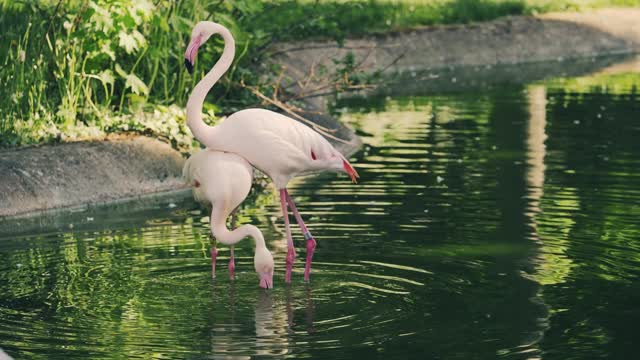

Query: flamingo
[183,149,274,289]
[183,21,359,283]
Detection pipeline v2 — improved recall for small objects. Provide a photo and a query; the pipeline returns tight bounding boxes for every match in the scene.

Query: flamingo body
[202,108,356,188]
[183,149,274,289]
[183,149,252,209]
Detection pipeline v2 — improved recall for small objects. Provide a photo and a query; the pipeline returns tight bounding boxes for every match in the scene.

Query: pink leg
[280,189,296,283]
[228,210,237,279]
[285,190,317,282]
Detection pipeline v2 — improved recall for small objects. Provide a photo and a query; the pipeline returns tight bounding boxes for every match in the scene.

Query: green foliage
[442,0,526,23]
[543,71,640,94]
[1,0,639,148]
[0,0,245,148]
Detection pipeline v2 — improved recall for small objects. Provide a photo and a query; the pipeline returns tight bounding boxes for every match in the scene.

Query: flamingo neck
[186,26,235,146]
[210,205,266,249]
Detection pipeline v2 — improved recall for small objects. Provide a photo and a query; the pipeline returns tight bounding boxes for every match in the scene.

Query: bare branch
[240,80,352,145]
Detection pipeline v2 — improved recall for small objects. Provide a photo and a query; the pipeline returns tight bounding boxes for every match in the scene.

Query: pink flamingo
[183,149,274,289]
[184,21,359,283]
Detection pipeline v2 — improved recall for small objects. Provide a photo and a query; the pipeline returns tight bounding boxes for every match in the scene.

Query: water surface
[1,57,639,359]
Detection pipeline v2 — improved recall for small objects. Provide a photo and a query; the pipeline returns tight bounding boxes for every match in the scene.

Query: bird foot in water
[285,247,296,283]
[304,238,317,282]
[228,259,235,279]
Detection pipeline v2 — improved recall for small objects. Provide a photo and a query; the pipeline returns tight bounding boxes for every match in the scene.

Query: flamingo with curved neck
[184,23,235,146]
[183,149,274,289]
[184,21,359,283]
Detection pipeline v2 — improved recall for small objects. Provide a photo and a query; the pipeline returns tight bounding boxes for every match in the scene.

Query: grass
[1,0,639,149]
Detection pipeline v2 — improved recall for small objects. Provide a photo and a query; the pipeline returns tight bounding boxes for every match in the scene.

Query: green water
[1,58,640,359]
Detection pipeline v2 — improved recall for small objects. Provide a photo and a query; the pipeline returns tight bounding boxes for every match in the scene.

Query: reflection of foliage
[329,74,640,356]
[543,71,640,95]
[534,84,640,356]
[0,217,213,357]
[524,185,577,286]
[2,64,640,356]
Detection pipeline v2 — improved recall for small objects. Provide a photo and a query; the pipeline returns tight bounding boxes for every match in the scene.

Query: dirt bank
[0,136,185,217]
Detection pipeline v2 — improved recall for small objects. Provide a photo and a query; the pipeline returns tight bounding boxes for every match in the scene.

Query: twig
[240,80,351,144]
[379,51,407,73]
[272,66,286,100]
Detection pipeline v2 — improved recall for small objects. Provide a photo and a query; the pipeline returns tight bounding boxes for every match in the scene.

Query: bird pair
[182,21,359,288]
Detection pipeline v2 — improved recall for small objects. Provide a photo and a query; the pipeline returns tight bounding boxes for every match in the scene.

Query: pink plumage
[185,21,359,283]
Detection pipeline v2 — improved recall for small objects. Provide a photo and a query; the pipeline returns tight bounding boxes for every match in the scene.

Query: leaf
[89,1,114,32]
[114,63,127,78]
[121,13,137,28]
[132,30,146,48]
[125,73,149,95]
[226,0,263,15]
[118,31,138,54]
[132,0,155,20]
[56,103,76,123]
[169,15,193,34]
[153,15,169,32]
[128,94,147,113]
[101,42,116,61]
[97,69,115,85]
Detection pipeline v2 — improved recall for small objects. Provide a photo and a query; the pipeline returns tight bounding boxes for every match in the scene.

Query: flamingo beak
[343,159,360,184]
[184,36,201,74]
[259,272,273,289]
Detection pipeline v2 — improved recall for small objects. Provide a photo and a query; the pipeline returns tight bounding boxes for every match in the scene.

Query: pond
[1,56,639,359]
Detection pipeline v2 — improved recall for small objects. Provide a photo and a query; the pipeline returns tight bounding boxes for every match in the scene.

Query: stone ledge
[0,136,186,217]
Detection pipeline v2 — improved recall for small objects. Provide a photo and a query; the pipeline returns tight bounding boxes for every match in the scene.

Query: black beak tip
[184,59,193,74]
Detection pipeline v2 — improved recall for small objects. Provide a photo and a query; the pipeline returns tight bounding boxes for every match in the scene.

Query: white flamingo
[183,21,359,283]
[183,149,274,289]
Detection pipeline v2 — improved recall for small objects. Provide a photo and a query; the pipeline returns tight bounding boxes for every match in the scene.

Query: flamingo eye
[311,151,317,160]
[194,180,200,188]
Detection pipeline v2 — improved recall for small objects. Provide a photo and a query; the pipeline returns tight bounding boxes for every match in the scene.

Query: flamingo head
[184,21,219,74]
[254,247,274,289]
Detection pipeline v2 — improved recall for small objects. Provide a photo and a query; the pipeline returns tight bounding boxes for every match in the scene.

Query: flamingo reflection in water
[209,282,316,357]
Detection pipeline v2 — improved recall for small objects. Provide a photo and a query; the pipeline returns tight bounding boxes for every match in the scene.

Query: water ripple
[3,68,640,358]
